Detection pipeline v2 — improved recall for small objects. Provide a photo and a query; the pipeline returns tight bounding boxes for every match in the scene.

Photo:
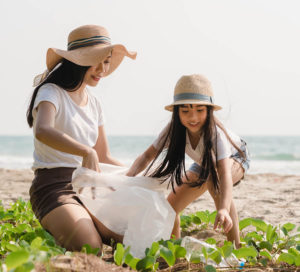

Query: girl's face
[83,54,111,87]
[178,104,208,135]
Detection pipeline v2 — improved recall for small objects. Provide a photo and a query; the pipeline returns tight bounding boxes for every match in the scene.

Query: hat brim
[165,100,222,111]
[46,43,136,76]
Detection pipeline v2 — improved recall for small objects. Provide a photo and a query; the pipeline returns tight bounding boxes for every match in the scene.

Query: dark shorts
[29,167,83,222]
[189,139,251,185]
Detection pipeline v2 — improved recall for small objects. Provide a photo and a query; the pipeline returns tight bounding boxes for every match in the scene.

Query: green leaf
[190,251,201,263]
[277,253,295,265]
[260,249,272,260]
[209,211,217,225]
[148,241,159,257]
[14,262,35,272]
[114,243,125,266]
[124,253,133,265]
[208,250,222,264]
[174,245,186,258]
[259,258,268,267]
[160,246,175,267]
[296,244,300,251]
[5,242,20,252]
[167,241,175,255]
[127,257,140,270]
[15,224,32,234]
[192,215,201,224]
[180,215,192,228]
[266,224,277,244]
[5,250,30,269]
[221,243,233,258]
[233,247,257,259]
[288,248,300,257]
[205,264,217,272]
[259,241,273,252]
[202,246,208,261]
[239,218,252,230]
[31,237,43,249]
[196,211,209,224]
[205,238,216,245]
[282,223,296,232]
[81,244,99,255]
[245,231,263,241]
[136,256,155,270]
[295,255,300,266]
[251,219,268,232]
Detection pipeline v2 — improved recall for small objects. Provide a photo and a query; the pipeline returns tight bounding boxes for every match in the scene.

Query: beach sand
[1,169,300,226]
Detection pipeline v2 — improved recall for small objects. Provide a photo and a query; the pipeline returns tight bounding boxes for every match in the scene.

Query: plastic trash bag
[72,163,175,258]
[181,236,240,267]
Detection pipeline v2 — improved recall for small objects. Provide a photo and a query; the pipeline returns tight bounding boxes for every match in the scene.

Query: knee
[61,222,103,252]
[66,232,103,252]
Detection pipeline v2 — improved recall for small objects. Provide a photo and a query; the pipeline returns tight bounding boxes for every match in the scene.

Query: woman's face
[83,54,111,87]
[178,104,208,135]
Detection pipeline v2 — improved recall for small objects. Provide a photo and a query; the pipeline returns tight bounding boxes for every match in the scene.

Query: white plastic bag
[181,236,240,267]
[72,163,175,258]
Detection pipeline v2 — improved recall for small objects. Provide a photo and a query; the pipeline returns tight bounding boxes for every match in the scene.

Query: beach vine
[0,199,299,271]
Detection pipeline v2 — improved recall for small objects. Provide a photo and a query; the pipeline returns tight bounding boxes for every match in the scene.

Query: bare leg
[168,159,244,245]
[88,213,123,245]
[41,204,103,251]
[167,171,208,238]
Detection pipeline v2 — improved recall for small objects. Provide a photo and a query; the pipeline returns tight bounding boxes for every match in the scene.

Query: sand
[1,168,299,226]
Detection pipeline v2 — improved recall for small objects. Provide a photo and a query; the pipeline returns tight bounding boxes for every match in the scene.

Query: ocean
[0,135,300,175]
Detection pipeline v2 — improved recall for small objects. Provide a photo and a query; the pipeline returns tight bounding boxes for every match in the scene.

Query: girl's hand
[214,208,233,233]
[82,148,100,173]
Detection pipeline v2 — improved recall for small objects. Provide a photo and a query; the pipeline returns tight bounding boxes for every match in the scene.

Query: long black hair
[26,59,90,127]
[145,105,245,192]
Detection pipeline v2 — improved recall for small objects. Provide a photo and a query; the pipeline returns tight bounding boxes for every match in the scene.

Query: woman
[27,24,136,251]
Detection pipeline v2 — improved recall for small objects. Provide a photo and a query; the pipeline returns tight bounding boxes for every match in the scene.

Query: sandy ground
[1,168,299,226]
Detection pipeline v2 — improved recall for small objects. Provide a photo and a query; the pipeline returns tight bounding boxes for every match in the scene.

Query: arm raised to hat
[35,101,100,172]
[93,125,124,166]
[126,145,158,176]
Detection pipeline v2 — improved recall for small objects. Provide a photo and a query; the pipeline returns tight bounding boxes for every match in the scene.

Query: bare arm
[35,101,100,172]
[214,158,233,232]
[93,125,124,166]
[126,145,158,176]
[217,158,233,212]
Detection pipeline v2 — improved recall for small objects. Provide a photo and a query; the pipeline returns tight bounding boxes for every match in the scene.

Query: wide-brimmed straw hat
[33,25,137,86]
[165,74,222,111]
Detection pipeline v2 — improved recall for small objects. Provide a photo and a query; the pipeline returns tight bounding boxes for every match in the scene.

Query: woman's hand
[214,208,233,233]
[126,167,137,177]
[82,148,100,172]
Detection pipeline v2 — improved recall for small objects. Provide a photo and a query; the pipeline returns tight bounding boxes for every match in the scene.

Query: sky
[0,0,300,136]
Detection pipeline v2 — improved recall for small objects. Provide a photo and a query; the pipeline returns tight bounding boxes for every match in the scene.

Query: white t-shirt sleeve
[33,83,60,115]
[216,128,233,161]
[152,123,170,150]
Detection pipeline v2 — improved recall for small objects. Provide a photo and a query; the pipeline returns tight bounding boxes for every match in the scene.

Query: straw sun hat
[33,25,137,86]
[165,74,222,111]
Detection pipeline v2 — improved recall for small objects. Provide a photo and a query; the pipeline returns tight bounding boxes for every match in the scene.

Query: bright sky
[1,0,300,136]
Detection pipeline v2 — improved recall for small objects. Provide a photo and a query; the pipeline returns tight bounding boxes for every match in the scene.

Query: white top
[152,123,242,165]
[32,83,104,170]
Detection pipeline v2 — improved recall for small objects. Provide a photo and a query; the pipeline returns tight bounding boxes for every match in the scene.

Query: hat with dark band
[33,25,137,86]
[165,74,222,111]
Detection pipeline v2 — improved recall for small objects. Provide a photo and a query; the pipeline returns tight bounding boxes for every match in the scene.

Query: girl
[27,25,136,251]
[127,74,250,248]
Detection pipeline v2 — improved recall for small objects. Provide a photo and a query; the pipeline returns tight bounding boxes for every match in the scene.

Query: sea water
[0,135,300,175]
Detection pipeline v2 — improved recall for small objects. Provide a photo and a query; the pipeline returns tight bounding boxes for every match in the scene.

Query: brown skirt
[29,167,83,222]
